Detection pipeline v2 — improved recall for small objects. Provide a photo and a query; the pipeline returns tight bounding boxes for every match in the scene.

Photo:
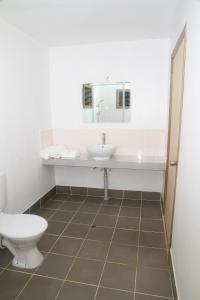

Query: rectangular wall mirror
[82,82,131,123]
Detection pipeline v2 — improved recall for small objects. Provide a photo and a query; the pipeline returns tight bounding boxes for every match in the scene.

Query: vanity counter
[42,154,166,171]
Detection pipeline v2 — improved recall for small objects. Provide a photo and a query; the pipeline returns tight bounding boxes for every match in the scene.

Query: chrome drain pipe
[104,168,109,201]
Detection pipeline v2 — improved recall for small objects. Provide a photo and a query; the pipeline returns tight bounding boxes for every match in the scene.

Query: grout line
[65,279,97,287]
[53,193,111,300]
[8,191,170,300]
[160,201,175,300]
[14,195,88,300]
[133,190,143,300]
[135,291,174,299]
[93,190,125,300]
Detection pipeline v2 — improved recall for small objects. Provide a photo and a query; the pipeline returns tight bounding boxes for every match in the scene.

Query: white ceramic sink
[87,144,116,160]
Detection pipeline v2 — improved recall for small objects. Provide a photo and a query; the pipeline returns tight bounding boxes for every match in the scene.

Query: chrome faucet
[102,132,106,145]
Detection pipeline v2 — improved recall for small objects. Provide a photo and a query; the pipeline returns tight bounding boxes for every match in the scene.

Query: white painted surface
[54,166,164,192]
[49,39,169,192]
[170,1,200,299]
[0,19,54,213]
[49,39,170,129]
[0,0,179,46]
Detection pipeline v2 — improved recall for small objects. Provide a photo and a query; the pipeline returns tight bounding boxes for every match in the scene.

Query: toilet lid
[0,213,48,239]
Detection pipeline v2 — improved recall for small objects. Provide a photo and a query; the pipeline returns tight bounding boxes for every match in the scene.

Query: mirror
[82,82,131,123]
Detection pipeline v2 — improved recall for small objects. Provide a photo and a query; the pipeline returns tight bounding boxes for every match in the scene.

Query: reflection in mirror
[82,82,131,123]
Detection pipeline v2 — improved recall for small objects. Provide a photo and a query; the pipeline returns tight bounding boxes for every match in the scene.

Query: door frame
[164,26,187,248]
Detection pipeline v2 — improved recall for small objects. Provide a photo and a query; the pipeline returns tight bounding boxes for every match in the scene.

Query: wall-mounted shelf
[42,154,166,171]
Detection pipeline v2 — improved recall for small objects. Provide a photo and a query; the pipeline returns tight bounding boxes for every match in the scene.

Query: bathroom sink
[87,144,116,160]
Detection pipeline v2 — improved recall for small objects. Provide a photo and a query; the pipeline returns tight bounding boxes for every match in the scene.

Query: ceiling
[0,0,180,46]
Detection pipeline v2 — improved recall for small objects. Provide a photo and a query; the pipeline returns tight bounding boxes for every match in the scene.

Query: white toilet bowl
[0,213,48,269]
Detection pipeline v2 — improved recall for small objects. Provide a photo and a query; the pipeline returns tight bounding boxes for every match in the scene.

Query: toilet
[0,171,48,269]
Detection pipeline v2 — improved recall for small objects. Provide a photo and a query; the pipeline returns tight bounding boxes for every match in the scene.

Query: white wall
[0,19,54,213]
[49,39,170,192]
[49,39,170,129]
[170,1,200,299]
[55,166,164,192]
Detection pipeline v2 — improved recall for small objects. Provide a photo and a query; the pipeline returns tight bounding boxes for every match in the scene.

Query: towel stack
[40,145,80,160]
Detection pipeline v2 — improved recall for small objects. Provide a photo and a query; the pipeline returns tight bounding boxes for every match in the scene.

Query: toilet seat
[0,213,48,240]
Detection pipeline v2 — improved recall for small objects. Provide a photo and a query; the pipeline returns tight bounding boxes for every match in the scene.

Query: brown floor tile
[71,186,87,195]
[124,190,141,200]
[18,275,62,300]
[66,194,86,202]
[34,208,55,219]
[51,210,75,222]
[36,253,73,279]
[99,205,120,216]
[142,200,161,207]
[7,261,38,274]
[142,206,162,219]
[108,243,138,265]
[123,199,141,207]
[136,267,173,298]
[120,207,140,218]
[142,192,160,201]
[52,193,69,201]
[30,201,40,213]
[51,194,69,201]
[135,293,168,300]
[85,196,104,204]
[67,258,104,285]
[79,240,109,260]
[141,219,164,232]
[38,234,57,252]
[43,200,63,209]
[108,189,123,198]
[56,186,71,195]
[100,262,135,291]
[96,287,134,300]
[0,270,30,300]
[87,226,114,242]
[46,221,67,235]
[79,203,100,213]
[72,212,96,225]
[57,281,96,300]
[103,198,122,206]
[62,223,90,238]
[108,189,124,199]
[88,188,104,197]
[0,249,13,268]
[139,232,166,248]
[113,229,139,245]
[138,247,169,269]
[59,201,81,211]
[52,236,83,256]
[117,216,139,230]
[94,214,117,227]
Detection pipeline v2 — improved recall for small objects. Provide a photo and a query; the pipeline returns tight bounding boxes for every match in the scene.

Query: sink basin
[87,144,116,160]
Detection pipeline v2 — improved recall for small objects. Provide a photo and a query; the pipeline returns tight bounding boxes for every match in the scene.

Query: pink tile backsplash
[40,128,167,157]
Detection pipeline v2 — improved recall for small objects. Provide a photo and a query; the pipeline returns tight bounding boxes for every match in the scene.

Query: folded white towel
[40,145,80,160]
[61,150,80,159]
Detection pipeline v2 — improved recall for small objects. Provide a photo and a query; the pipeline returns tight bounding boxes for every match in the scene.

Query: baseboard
[169,248,180,300]
[24,186,56,214]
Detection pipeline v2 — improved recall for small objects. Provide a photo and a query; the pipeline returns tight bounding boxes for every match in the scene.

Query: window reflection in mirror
[82,82,131,123]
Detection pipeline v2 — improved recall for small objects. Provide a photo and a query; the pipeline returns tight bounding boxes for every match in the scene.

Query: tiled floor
[0,190,176,300]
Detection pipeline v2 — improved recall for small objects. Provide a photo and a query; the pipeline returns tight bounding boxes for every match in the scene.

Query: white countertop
[42,154,166,171]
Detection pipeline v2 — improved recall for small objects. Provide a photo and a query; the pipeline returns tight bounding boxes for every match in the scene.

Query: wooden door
[164,28,186,248]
